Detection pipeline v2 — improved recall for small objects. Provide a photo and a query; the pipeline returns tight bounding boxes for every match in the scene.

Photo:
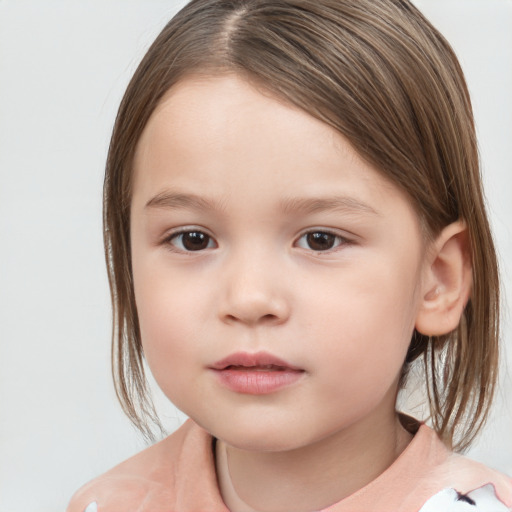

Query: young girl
[68,0,512,510]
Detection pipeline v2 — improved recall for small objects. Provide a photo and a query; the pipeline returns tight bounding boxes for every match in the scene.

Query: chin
[197,415,321,453]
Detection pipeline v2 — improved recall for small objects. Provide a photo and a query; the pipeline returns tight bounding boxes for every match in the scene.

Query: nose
[218,251,291,327]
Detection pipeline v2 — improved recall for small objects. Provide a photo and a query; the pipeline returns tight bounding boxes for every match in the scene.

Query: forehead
[135,73,345,170]
[131,74,414,223]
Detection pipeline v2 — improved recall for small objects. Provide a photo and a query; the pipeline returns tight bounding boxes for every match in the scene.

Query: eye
[167,230,216,252]
[295,231,347,251]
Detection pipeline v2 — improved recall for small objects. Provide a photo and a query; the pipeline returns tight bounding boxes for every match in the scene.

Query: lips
[211,352,302,371]
[223,364,287,371]
[210,351,304,394]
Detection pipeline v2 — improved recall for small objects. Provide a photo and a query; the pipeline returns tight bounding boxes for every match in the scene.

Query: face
[130,74,428,452]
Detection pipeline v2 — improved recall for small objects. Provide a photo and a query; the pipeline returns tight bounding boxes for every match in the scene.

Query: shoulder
[413,427,512,510]
[66,473,176,512]
[389,423,512,512]
[429,451,512,507]
[66,420,221,512]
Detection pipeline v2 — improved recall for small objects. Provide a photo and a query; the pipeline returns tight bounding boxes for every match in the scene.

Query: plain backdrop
[0,1,511,511]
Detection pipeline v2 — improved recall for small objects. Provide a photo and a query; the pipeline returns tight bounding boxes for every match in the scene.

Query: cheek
[300,257,421,394]
[303,256,420,342]
[133,264,211,389]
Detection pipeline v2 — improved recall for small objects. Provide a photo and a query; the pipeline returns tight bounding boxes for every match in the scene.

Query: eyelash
[162,228,351,253]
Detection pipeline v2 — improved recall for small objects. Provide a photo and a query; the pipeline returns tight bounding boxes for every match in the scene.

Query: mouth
[211,351,302,371]
[222,364,290,371]
[210,351,305,394]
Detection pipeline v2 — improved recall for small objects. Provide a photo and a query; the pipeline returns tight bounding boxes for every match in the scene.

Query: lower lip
[213,368,304,394]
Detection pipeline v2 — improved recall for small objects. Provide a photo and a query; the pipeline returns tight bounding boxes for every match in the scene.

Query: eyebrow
[145,190,378,216]
[145,191,225,212]
[280,196,379,216]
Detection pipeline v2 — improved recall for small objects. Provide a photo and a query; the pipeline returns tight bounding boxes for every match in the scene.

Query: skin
[130,74,465,512]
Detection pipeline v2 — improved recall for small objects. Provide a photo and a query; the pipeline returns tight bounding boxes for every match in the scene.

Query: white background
[0,1,510,511]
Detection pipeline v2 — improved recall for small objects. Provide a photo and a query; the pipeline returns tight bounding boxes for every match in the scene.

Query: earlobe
[415,221,472,336]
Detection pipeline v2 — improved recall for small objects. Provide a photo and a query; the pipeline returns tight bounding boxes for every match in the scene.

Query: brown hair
[104,0,499,450]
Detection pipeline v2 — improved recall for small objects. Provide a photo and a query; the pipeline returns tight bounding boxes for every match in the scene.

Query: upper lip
[210,351,303,371]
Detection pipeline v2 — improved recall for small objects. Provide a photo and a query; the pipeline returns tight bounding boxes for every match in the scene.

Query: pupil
[307,232,335,251]
[183,232,209,251]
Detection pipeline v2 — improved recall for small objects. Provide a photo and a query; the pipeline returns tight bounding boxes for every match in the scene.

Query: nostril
[222,311,286,326]
[224,313,278,324]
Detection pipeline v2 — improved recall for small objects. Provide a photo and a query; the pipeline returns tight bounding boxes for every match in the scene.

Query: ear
[415,221,472,336]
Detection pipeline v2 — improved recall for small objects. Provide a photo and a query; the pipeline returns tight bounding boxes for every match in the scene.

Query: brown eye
[170,231,215,251]
[296,231,345,251]
[306,232,335,250]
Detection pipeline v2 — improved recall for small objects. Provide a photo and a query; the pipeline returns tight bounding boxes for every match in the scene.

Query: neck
[216,411,413,512]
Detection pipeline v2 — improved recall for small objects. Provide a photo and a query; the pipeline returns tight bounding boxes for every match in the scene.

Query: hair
[103,0,500,451]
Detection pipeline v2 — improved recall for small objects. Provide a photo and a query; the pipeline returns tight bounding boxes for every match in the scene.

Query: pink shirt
[67,419,512,512]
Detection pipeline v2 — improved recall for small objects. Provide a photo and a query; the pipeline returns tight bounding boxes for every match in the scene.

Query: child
[68,0,512,510]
